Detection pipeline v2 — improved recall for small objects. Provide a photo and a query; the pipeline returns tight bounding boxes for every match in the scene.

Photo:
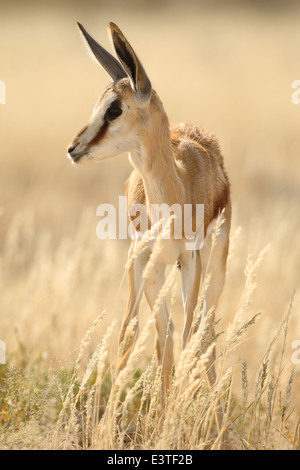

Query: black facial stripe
[87,100,122,149]
[88,120,109,147]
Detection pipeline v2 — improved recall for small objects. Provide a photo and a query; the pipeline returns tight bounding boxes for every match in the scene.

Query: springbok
[68,22,231,417]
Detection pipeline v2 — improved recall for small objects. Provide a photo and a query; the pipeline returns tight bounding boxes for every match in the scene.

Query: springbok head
[67,22,154,165]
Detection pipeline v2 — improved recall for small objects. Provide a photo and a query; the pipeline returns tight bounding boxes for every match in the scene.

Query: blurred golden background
[0,0,300,382]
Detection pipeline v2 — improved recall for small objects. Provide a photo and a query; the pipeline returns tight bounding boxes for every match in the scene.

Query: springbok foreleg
[179,250,202,350]
[118,241,150,370]
[144,261,174,401]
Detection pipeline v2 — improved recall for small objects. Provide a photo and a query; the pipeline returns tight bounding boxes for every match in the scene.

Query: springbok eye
[104,100,123,122]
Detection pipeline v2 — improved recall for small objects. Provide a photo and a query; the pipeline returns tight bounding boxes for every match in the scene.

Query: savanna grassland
[0,0,300,450]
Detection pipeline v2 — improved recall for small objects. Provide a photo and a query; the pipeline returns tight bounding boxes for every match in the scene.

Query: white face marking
[84,93,119,145]
[68,91,124,165]
[68,84,140,165]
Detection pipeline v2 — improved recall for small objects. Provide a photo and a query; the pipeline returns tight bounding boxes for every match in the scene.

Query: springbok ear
[77,23,126,82]
[108,22,152,102]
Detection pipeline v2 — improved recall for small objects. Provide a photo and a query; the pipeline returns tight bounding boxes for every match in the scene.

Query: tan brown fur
[127,119,230,235]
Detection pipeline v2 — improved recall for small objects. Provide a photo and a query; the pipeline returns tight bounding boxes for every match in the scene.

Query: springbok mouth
[67,150,88,163]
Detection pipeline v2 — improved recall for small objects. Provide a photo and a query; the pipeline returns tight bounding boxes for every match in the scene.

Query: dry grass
[0,1,300,450]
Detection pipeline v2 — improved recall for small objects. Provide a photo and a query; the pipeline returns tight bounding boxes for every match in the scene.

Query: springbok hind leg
[200,210,231,442]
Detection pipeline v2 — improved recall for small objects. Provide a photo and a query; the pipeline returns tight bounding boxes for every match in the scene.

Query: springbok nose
[68,143,79,154]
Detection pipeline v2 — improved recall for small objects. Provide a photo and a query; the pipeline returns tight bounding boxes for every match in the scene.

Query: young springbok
[68,22,231,415]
